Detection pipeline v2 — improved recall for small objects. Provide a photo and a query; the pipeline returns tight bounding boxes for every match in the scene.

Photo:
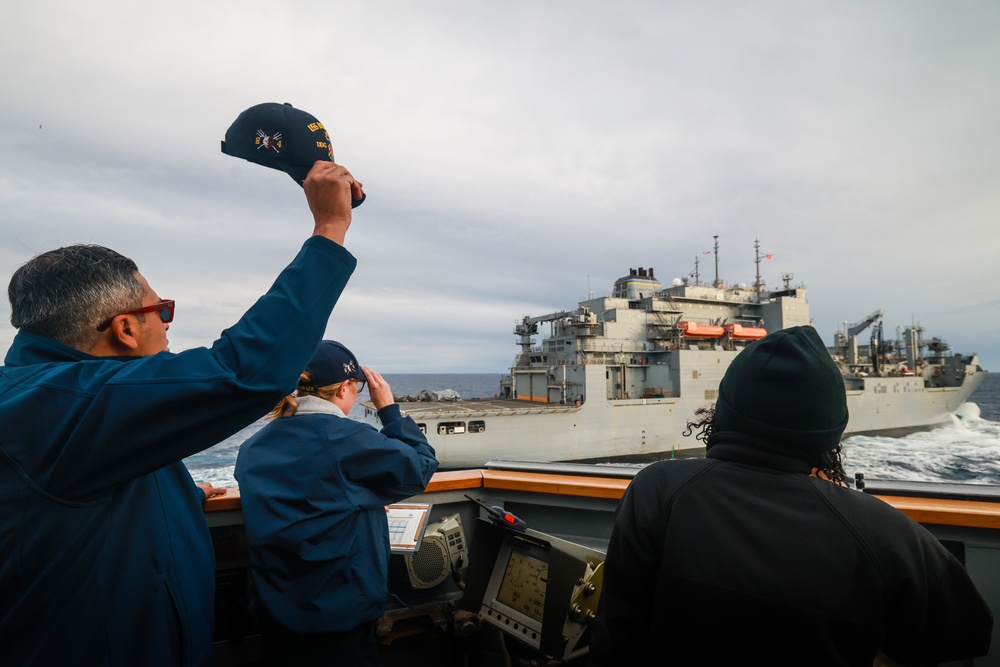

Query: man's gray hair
[9,244,144,350]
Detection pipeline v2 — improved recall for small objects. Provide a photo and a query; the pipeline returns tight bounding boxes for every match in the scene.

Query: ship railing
[205,463,1000,664]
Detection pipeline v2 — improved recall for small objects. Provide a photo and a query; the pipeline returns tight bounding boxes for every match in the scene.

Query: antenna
[713,235,720,288]
[754,238,762,298]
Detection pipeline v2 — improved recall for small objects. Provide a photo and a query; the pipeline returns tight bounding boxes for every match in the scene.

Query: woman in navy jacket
[235,340,438,665]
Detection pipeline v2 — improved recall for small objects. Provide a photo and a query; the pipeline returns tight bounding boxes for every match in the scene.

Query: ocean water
[842,372,1000,486]
[184,372,1000,488]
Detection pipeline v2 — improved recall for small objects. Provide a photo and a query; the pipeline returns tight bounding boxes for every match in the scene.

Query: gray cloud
[2,1,998,373]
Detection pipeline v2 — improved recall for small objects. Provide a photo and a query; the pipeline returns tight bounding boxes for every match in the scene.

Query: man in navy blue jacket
[0,160,363,666]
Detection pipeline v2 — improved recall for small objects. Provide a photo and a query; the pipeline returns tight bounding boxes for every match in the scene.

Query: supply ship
[363,240,987,469]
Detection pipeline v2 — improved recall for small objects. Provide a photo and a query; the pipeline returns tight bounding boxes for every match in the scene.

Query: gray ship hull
[369,354,986,470]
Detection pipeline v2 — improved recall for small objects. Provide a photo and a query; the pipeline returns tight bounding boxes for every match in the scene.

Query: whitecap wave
[955,401,981,421]
[843,405,1000,485]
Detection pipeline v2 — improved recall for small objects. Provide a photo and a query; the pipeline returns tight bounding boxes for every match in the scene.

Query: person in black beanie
[589,326,992,667]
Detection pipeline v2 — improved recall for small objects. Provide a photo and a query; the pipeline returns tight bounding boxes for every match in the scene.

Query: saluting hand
[362,367,394,411]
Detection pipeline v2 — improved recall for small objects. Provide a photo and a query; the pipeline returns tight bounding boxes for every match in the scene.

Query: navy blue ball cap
[221,102,365,207]
[302,340,365,390]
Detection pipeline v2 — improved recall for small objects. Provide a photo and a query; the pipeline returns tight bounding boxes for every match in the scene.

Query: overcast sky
[2,1,998,374]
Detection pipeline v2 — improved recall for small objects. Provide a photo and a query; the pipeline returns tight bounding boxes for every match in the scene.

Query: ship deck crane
[837,309,884,370]
[847,309,884,338]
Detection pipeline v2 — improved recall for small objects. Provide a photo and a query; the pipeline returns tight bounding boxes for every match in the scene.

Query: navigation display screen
[495,548,548,623]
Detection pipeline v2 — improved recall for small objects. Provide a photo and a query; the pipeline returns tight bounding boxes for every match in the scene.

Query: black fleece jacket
[589,443,992,666]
